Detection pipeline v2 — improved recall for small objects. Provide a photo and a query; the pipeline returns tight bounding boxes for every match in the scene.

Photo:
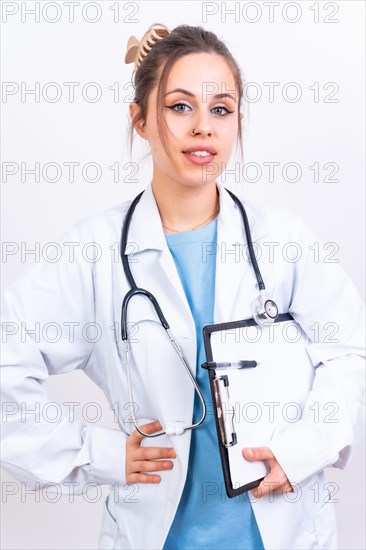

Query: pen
[202,360,258,370]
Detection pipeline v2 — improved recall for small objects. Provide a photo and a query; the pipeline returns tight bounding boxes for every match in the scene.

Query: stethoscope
[120,187,279,438]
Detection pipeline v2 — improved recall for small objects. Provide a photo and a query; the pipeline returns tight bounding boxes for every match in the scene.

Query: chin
[180,168,222,187]
[180,178,217,189]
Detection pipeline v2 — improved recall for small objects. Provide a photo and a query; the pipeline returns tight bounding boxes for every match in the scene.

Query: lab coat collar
[123,181,266,256]
[122,180,269,326]
[123,182,166,255]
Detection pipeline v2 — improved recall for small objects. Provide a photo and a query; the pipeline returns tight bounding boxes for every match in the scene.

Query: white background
[1,1,365,548]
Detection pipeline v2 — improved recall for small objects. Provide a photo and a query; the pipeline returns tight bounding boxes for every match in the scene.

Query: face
[131,53,242,190]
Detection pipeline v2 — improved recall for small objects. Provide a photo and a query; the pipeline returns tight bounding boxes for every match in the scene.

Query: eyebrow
[165,88,237,102]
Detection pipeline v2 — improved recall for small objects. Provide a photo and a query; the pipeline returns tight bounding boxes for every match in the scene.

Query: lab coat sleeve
[265,212,365,486]
[0,221,127,492]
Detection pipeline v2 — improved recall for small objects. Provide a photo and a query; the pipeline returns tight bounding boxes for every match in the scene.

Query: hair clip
[124,22,171,72]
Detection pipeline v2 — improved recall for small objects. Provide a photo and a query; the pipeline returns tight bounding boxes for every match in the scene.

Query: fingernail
[245,448,254,458]
[164,461,173,469]
[170,450,176,458]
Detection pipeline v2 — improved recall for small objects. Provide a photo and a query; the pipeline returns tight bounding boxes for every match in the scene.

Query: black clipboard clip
[212,374,237,448]
[201,360,258,448]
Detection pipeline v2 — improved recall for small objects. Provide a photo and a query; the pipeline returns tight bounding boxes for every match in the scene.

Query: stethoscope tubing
[119,187,270,438]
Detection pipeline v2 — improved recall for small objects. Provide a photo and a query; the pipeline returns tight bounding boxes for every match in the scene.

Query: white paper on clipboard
[207,316,314,489]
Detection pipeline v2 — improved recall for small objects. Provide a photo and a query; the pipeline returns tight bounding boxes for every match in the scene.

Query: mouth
[182,146,217,165]
[183,145,217,155]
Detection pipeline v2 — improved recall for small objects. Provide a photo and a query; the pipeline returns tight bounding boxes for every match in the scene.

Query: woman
[1,23,364,550]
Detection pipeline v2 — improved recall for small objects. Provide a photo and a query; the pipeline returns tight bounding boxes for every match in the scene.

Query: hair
[128,24,244,161]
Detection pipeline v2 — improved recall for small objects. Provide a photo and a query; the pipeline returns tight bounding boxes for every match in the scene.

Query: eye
[165,103,235,116]
[165,103,192,113]
[211,106,235,116]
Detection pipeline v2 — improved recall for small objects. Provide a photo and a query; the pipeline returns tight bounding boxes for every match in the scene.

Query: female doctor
[1,23,365,550]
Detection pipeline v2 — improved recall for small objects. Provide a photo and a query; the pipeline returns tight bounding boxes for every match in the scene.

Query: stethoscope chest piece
[251,291,279,327]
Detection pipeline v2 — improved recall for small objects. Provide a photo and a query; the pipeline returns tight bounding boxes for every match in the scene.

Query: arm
[264,213,365,486]
[1,221,127,492]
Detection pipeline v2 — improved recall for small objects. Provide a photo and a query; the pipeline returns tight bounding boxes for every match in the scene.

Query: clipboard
[201,313,313,498]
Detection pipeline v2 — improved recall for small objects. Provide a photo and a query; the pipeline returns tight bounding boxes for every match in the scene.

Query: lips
[182,145,217,155]
[182,146,217,166]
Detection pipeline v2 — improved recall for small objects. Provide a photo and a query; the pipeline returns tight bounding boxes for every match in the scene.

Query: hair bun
[124,23,171,71]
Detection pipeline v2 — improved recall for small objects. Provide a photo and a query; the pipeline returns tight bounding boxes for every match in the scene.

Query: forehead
[165,53,237,98]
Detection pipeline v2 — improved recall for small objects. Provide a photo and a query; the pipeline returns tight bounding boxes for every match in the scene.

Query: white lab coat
[1,181,365,550]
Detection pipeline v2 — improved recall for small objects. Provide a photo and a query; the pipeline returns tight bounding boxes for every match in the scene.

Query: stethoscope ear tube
[120,191,144,291]
[224,188,265,292]
[121,288,170,341]
[224,188,279,326]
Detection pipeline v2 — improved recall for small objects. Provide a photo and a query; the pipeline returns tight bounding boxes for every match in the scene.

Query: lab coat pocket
[98,493,119,550]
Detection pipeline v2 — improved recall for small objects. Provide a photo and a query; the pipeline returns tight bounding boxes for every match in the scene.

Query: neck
[152,180,220,234]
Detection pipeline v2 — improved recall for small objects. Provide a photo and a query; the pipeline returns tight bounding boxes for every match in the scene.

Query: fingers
[251,482,272,499]
[242,446,274,462]
[133,446,176,461]
[251,468,293,498]
[126,420,177,485]
[251,480,293,498]
[127,420,163,446]
[133,459,174,474]
[280,481,294,494]
[127,472,161,484]
[126,458,174,484]
[242,447,293,499]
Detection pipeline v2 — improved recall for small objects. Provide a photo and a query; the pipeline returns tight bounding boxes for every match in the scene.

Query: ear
[240,112,244,121]
[129,102,148,139]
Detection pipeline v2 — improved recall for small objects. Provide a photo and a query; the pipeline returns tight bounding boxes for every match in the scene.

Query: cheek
[221,121,239,148]
[149,115,182,152]
[148,134,173,164]
[164,114,187,139]
[147,128,166,156]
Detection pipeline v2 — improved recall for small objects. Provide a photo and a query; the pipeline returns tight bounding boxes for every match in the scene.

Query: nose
[191,109,213,137]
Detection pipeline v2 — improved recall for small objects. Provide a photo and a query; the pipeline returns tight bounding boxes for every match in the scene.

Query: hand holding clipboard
[201,313,313,498]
